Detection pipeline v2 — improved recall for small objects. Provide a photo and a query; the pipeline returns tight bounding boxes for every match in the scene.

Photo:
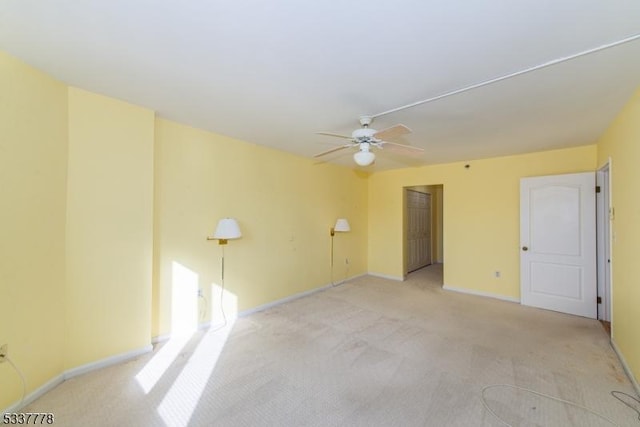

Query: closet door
[407,190,431,273]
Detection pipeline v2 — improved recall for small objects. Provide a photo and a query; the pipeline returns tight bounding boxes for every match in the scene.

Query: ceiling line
[371,32,640,119]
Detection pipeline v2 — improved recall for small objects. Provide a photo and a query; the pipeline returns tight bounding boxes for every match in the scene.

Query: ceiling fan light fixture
[353,150,375,166]
[315,119,420,166]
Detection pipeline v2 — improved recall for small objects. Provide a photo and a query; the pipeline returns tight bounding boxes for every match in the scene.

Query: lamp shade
[353,150,375,166]
[334,218,350,232]
[213,218,242,240]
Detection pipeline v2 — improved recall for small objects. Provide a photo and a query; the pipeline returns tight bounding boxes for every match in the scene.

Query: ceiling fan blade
[313,145,352,158]
[317,132,352,140]
[379,140,424,157]
[373,124,412,141]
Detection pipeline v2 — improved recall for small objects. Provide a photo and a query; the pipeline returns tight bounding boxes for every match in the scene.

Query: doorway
[596,162,612,334]
[404,185,443,276]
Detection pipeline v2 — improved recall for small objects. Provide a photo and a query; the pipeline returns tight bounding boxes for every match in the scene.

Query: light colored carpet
[22,265,639,426]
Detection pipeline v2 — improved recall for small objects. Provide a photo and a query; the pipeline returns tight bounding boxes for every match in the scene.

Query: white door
[407,190,431,272]
[520,172,596,318]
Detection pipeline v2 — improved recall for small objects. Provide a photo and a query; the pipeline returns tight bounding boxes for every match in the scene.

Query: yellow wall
[597,88,640,384]
[0,52,68,409]
[152,119,368,337]
[368,145,597,299]
[65,88,155,368]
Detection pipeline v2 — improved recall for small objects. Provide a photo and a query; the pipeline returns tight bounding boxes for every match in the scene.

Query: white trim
[443,284,520,303]
[64,345,152,380]
[606,157,614,336]
[596,159,613,324]
[2,345,152,413]
[151,320,214,345]
[2,373,64,414]
[367,272,406,282]
[238,285,331,317]
[335,273,367,284]
[151,333,172,345]
[238,273,367,317]
[610,339,640,396]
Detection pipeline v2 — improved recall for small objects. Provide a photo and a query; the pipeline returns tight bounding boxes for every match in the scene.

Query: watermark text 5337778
[2,413,54,424]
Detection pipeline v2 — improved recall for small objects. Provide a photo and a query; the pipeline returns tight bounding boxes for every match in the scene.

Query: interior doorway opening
[596,161,612,335]
[404,185,444,277]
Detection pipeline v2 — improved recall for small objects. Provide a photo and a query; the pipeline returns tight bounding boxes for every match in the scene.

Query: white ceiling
[2,1,640,170]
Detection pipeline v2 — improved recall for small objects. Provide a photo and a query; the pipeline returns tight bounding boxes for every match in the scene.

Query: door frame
[596,159,613,324]
[403,185,444,277]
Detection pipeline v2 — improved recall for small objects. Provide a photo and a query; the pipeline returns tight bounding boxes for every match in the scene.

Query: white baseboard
[2,373,64,414]
[64,345,153,380]
[443,284,520,303]
[2,344,153,413]
[238,286,331,317]
[367,272,405,282]
[151,333,172,345]
[239,273,367,317]
[610,338,640,396]
[151,320,216,345]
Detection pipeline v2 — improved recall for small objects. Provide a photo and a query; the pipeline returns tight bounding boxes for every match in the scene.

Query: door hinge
[597,296,602,304]
[596,186,601,193]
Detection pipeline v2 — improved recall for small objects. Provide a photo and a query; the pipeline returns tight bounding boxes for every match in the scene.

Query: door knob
[522,246,529,251]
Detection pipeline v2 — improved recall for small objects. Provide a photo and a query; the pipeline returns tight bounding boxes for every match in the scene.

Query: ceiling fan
[314,116,424,166]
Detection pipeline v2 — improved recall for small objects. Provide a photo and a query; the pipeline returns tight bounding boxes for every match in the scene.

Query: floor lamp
[330,218,350,285]
[207,218,242,327]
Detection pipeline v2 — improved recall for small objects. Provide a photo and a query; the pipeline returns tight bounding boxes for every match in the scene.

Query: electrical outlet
[495,271,501,278]
[197,288,203,297]
[345,258,349,265]
[0,344,7,363]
